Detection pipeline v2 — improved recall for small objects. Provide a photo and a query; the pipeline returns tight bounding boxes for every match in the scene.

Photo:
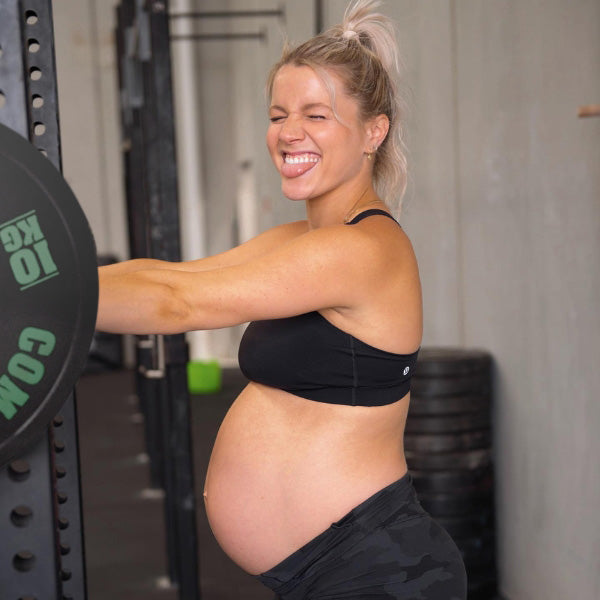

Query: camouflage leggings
[256,474,467,599]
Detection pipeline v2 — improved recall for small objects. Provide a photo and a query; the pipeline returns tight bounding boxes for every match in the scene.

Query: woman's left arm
[96,224,385,335]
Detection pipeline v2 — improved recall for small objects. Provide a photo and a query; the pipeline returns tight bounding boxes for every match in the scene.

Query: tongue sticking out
[280,154,319,178]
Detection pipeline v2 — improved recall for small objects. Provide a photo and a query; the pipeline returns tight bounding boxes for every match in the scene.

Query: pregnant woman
[97,1,466,597]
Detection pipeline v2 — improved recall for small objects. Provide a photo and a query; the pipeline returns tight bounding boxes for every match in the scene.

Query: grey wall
[454,3,600,598]
[53,1,600,598]
[53,0,127,261]
[332,1,600,598]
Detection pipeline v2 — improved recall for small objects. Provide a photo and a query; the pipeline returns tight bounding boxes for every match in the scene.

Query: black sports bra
[237,209,419,406]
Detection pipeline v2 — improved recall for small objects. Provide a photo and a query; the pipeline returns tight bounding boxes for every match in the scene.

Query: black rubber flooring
[76,368,504,600]
[76,368,272,600]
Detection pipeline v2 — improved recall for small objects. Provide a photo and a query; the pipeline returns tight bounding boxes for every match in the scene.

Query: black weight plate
[412,371,490,397]
[414,347,492,377]
[0,124,98,467]
[466,570,497,600]
[409,393,490,416]
[468,582,497,600]
[468,583,498,600]
[436,511,494,539]
[456,534,496,570]
[405,408,491,434]
[404,429,492,452]
[406,448,492,471]
[418,486,494,517]
[405,430,492,453]
[466,559,497,579]
[465,562,498,580]
[411,466,494,493]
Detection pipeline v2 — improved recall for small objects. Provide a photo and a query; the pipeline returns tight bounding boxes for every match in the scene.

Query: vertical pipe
[236,160,258,244]
[449,0,466,346]
[170,0,211,362]
[315,0,324,34]
[232,31,259,245]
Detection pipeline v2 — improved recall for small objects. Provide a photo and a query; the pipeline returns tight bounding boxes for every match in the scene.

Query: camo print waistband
[257,472,425,589]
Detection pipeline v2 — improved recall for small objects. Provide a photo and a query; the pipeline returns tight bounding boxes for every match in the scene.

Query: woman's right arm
[96,220,384,335]
[100,219,308,276]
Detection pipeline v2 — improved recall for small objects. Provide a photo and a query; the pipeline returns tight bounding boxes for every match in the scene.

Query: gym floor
[77,369,504,600]
[76,368,272,600]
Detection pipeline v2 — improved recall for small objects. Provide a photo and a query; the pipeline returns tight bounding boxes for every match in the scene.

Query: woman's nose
[279,115,305,142]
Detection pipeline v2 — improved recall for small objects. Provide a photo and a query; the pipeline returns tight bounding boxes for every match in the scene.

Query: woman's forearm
[99,255,232,277]
[96,268,189,334]
[99,258,172,276]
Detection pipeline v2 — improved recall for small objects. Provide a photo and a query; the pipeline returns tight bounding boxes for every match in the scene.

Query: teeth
[284,154,319,165]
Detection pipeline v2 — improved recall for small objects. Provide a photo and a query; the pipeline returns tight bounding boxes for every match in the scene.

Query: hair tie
[342,29,359,40]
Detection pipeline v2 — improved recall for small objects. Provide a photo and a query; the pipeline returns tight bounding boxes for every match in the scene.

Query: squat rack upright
[0,2,87,598]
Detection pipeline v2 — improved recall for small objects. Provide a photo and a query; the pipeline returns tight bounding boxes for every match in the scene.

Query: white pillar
[170,0,211,361]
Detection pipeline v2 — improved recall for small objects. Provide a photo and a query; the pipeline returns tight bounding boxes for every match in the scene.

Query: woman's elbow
[158,285,195,334]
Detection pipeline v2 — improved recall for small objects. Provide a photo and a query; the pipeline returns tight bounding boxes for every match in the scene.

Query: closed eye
[308,114,326,120]
[269,116,285,123]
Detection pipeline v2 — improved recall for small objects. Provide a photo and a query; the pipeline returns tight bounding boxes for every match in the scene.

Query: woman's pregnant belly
[203,381,409,575]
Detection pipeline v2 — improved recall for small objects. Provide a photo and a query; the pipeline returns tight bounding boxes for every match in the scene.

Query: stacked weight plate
[407,348,497,600]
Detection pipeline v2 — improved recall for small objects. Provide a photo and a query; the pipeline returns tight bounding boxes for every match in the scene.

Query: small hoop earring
[366,146,378,161]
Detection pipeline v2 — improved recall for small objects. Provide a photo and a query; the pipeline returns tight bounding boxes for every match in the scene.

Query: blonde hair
[267,0,407,208]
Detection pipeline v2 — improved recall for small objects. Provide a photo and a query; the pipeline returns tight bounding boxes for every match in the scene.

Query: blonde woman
[97,1,467,597]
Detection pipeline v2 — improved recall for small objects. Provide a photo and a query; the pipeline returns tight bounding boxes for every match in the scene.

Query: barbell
[0,123,98,468]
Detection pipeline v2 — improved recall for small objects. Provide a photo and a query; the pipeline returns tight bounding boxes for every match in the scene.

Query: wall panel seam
[449,0,465,345]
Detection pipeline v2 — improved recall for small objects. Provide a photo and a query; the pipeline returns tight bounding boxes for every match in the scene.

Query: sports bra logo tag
[403,367,410,376]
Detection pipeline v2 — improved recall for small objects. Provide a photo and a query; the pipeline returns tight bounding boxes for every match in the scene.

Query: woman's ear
[364,114,390,152]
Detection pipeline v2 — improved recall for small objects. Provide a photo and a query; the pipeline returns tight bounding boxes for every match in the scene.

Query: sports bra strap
[345,208,400,226]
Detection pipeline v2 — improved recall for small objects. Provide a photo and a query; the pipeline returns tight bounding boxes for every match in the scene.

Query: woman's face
[267,65,373,203]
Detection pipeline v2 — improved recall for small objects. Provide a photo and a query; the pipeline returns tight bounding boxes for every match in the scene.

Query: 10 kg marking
[0,210,59,290]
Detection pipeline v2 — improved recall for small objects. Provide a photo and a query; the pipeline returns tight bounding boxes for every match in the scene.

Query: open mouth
[281,152,320,178]
[283,152,319,165]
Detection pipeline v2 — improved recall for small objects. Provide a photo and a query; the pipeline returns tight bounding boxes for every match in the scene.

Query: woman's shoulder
[270,219,309,238]
[251,219,309,251]
[231,218,310,261]
[344,212,414,259]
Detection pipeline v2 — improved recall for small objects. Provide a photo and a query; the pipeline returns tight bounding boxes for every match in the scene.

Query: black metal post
[169,9,284,19]
[115,1,200,598]
[315,0,325,34]
[0,1,87,598]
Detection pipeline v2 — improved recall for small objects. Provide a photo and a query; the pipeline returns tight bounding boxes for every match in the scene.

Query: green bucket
[187,360,222,394]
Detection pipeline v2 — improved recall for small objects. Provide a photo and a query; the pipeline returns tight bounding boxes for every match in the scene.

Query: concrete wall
[53,0,127,261]
[324,1,600,598]
[52,0,600,598]
[455,3,600,598]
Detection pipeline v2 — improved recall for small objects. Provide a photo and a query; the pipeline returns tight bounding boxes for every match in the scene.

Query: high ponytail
[266,0,408,209]
[341,0,401,84]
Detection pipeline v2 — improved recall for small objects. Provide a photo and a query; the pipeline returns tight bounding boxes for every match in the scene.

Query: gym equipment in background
[0,2,92,597]
[408,348,498,600]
